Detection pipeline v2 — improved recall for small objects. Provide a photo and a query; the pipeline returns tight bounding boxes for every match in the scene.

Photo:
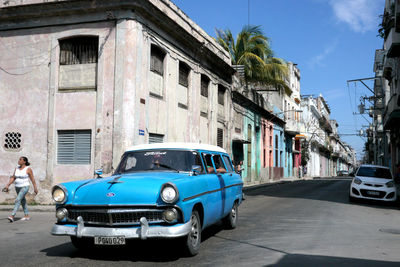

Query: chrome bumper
[51,216,191,240]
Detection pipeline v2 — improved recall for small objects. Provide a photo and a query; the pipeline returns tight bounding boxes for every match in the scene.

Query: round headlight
[163,208,178,223]
[161,184,178,203]
[52,186,66,203]
[56,208,68,221]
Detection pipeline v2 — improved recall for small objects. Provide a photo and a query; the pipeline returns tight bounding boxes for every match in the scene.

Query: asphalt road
[2,178,400,266]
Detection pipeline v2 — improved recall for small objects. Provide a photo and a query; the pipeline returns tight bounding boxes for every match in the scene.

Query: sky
[172,0,385,160]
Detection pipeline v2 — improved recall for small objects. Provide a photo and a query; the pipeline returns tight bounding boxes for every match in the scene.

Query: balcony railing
[386,28,400,57]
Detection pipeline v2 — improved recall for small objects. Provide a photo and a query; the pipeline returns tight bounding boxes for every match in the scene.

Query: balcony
[383,93,400,129]
[284,119,300,135]
[386,28,400,58]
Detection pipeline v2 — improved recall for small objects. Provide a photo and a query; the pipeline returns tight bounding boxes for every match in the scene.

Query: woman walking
[2,157,38,222]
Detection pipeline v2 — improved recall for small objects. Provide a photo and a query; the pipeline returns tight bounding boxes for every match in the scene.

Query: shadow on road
[244,179,400,211]
[41,224,226,262]
[214,235,400,266]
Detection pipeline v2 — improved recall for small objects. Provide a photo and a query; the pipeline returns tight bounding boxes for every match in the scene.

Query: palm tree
[215,25,288,90]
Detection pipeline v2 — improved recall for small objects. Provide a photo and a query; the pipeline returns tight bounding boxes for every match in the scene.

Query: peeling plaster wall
[0,21,116,203]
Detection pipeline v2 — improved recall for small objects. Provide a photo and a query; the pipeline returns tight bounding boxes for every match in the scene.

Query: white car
[349,164,397,202]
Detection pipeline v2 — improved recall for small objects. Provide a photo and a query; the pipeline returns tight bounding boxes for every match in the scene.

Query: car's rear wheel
[183,210,201,256]
[223,202,238,229]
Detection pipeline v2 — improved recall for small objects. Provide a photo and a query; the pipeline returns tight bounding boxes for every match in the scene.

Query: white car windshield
[115,150,204,174]
[356,167,392,179]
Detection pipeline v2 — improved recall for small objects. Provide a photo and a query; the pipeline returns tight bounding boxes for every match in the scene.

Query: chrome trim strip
[51,220,191,239]
[183,182,243,202]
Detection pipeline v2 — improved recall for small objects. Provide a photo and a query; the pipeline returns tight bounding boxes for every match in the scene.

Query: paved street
[2,178,400,266]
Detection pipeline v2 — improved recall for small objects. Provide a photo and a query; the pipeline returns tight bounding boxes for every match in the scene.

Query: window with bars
[179,62,190,87]
[57,130,91,164]
[217,128,223,148]
[201,75,209,97]
[59,37,98,65]
[150,45,165,76]
[218,85,225,105]
[149,133,164,144]
[4,132,22,151]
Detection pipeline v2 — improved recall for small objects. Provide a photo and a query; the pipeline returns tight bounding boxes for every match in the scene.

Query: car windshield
[115,150,204,174]
[356,167,392,179]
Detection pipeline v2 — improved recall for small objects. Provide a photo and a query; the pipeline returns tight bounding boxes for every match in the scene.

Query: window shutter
[149,133,164,144]
[217,128,223,148]
[201,75,209,97]
[179,62,190,87]
[58,130,91,164]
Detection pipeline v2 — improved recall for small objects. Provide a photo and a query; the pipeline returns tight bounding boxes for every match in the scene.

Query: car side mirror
[349,173,354,177]
[95,168,103,178]
[191,165,202,175]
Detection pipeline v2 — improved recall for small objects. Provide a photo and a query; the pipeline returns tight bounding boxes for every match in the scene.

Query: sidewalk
[0,176,331,211]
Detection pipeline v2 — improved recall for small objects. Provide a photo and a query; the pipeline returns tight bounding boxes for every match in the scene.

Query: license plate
[367,191,380,196]
[94,236,126,245]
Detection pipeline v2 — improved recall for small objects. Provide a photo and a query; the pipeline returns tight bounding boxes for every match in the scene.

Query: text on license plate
[94,236,126,245]
[367,191,380,196]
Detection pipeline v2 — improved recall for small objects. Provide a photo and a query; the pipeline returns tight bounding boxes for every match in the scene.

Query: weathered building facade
[0,0,234,203]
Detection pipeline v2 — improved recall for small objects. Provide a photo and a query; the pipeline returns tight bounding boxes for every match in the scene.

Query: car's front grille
[360,189,386,199]
[66,208,165,226]
[364,183,383,188]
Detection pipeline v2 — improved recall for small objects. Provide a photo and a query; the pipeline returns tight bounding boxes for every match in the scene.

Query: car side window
[222,155,234,172]
[193,152,205,174]
[202,153,215,173]
[213,154,227,173]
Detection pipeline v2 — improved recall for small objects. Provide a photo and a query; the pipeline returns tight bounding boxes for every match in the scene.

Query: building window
[59,36,99,91]
[60,37,99,65]
[150,45,165,76]
[149,133,164,144]
[201,75,209,97]
[57,130,91,164]
[218,85,226,105]
[217,128,223,147]
[179,62,190,87]
[4,132,22,151]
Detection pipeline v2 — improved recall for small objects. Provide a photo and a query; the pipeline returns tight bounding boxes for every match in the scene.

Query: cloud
[308,40,338,68]
[329,0,383,33]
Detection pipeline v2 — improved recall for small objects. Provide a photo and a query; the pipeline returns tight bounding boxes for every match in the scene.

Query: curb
[0,205,54,212]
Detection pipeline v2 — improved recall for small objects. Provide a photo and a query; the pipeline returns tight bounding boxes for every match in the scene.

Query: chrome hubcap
[190,214,199,246]
[231,206,237,221]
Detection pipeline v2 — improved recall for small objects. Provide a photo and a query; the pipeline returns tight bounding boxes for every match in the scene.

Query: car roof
[358,164,390,170]
[125,142,227,153]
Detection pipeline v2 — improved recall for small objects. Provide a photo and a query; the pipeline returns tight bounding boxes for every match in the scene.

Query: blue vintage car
[51,143,243,255]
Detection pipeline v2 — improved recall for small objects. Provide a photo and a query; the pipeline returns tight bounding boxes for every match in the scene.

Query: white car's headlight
[353,178,362,185]
[52,185,67,203]
[386,181,395,188]
[161,183,179,203]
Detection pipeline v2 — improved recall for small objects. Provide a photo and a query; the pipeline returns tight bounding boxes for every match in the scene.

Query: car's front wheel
[223,202,238,229]
[183,210,201,256]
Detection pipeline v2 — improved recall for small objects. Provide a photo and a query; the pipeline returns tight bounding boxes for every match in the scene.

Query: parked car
[337,170,349,176]
[349,164,396,202]
[51,143,243,256]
